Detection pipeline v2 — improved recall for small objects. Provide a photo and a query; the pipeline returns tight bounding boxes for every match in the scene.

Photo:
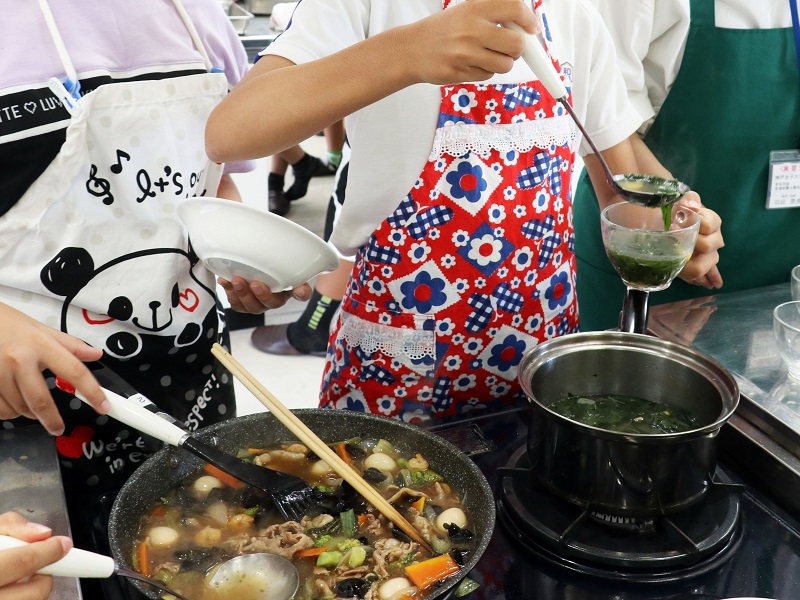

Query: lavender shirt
[0,0,252,209]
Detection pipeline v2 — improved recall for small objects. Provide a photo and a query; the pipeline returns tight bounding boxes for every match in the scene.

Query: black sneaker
[285,155,335,201]
[268,188,290,216]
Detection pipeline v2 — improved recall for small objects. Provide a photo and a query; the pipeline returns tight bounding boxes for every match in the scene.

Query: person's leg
[252,142,352,355]
[268,153,291,215]
[323,120,346,170]
[284,135,338,201]
[251,258,353,355]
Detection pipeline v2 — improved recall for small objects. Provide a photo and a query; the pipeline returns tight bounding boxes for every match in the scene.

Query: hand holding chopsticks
[210,343,434,553]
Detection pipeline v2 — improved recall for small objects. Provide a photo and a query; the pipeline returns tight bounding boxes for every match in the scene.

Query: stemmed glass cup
[601,202,700,334]
[774,301,800,380]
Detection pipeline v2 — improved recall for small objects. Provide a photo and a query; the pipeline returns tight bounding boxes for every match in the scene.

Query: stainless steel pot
[518,331,739,516]
[108,409,495,600]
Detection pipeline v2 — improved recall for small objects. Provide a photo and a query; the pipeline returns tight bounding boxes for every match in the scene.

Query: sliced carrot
[294,546,328,558]
[137,542,150,577]
[202,463,245,490]
[410,496,425,512]
[405,554,460,590]
[150,505,166,517]
[357,513,368,528]
[336,442,352,465]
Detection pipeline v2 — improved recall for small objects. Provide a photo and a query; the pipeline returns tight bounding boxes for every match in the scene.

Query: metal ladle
[207,552,300,600]
[0,536,299,600]
[506,23,689,208]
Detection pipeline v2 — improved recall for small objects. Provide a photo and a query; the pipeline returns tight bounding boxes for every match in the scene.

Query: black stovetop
[82,406,800,600]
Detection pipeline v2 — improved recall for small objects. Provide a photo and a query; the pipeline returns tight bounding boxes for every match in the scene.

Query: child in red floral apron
[321,55,578,420]
[208,0,723,422]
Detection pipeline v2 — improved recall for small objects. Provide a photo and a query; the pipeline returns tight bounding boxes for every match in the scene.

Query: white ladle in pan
[506,21,689,208]
[0,535,298,600]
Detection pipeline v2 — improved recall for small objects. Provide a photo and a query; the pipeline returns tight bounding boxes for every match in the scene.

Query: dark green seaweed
[548,393,699,434]
[605,247,686,288]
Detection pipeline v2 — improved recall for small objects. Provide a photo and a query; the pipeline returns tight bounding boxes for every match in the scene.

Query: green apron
[573,0,800,331]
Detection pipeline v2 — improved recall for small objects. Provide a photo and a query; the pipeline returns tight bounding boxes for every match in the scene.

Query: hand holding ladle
[0,535,299,600]
[505,21,689,208]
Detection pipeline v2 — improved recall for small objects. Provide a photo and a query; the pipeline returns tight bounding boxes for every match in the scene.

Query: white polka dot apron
[0,0,234,492]
[320,0,579,422]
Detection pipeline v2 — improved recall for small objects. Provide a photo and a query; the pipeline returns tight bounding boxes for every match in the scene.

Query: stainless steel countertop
[0,425,82,599]
[649,283,798,426]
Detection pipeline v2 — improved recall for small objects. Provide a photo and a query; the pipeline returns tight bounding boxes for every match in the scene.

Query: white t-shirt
[589,0,792,132]
[262,0,641,255]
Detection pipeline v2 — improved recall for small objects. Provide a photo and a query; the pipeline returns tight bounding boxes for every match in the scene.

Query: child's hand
[218,277,312,314]
[676,193,724,289]
[0,304,107,435]
[0,512,72,600]
[402,0,541,85]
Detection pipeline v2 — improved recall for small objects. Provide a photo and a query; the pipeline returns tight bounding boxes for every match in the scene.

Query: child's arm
[206,0,540,163]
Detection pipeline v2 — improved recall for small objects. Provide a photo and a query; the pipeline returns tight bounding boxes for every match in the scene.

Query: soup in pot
[131,437,477,600]
[548,393,699,434]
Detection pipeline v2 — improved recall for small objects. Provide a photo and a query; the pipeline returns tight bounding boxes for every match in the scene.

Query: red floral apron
[320,0,578,422]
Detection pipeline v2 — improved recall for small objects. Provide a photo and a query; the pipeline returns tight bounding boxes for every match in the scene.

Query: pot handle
[64,381,187,448]
[0,535,115,578]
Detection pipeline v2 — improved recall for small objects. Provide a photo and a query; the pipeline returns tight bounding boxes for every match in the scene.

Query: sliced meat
[238,521,314,557]
[372,538,418,579]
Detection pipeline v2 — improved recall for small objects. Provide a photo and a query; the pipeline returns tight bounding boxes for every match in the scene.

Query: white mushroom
[192,475,224,499]
[435,507,468,535]
[364,452,397,473]
[147,526,179,548]
[378,577,415,600]
[285,443,309,454]
[309,459,335,478]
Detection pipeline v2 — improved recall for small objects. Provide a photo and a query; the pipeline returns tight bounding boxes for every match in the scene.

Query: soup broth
[132,439,476,600]
[605,234,690,290]
[548,393,699,434]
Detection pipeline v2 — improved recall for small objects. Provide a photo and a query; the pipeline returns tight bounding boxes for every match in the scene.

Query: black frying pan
[108,409,496,599]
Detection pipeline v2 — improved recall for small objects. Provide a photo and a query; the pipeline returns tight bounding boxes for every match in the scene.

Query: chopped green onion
[348,546,367,568]
[340,509,357,538]
[454,578,480,597]
[316,551,343,568]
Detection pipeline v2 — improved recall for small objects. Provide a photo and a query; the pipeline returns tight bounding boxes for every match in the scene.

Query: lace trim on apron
[339,312,435,361]
[428,115,575,160]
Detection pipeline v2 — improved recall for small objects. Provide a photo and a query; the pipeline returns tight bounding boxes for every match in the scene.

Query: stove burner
[589,510,655,534]
[497,445,743,583]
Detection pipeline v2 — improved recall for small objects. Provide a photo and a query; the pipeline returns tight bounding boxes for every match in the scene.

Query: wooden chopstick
[211,343,434,553]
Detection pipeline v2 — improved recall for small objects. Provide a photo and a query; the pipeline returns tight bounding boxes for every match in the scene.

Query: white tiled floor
[227,135,332,415]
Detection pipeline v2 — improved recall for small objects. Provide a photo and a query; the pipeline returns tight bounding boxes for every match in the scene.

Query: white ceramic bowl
[178,197,339,292]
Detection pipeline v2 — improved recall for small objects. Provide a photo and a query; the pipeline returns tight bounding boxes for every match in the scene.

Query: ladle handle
[0,535,115,578]
[505,22,567,101]
[60,379,187,447]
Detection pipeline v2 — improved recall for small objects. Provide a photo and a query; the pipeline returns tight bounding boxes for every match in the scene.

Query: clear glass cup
[791,265,800,301]
[601,202,701,292]
[774,301,800,380]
